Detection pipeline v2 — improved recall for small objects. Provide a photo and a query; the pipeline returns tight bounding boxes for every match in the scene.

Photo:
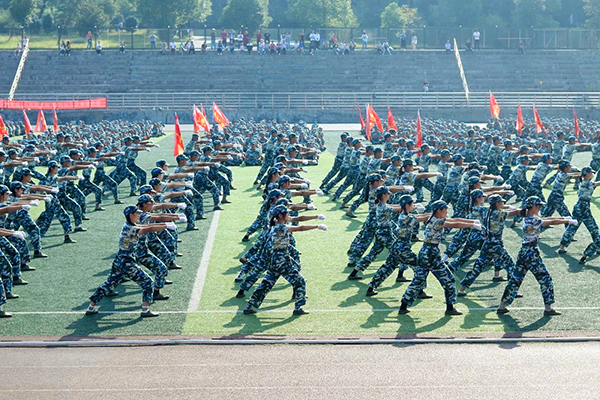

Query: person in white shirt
[170,40,177,53]
[361,31,368,50]
[473,29,481,50]
[411,34,418,50]
[96,40,102,55]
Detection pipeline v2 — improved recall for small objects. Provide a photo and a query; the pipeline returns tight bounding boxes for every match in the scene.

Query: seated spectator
[247,41,253,54]
[340,41,349,55]
[383,40,392,55]
[465,39,473,52]
[258,40,265,55]
[349,39,356,52]
[66,41,71,56]
[423,80,429,92]
[189,41,195,54]
[119,41,125,53]
[161,41,167,55]
[270,41,276,54]
[217,40,223,55]
[518,40,525,55]
[444,40,452,53]
[376,41,383,54]
[59,41,66,56]
[96,40,102,55]
[15,43,21,56]
[201,41,207,53]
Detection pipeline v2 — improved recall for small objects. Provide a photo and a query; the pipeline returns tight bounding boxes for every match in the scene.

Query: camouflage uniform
[560,179,600,256]
[541,171,571,218]
[501,216,554,306]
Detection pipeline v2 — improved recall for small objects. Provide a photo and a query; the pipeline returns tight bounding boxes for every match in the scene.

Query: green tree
[381,2,419,28]
[219,0,270,31]
[9,0,36,26]
[74,0,110,36]
[286,0,357,27]
[512,0,560,28]
[41,12,54,33]
[352,0,395,27]
[137,0,211,31]
[429,0,483,26]
[583,0,600,27]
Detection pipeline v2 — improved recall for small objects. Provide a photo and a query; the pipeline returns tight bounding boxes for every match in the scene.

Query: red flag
[174,113,184,157]
[357,105,365,131]
[213,102,230,128]
[0,115,7,139]
[35,109,48,133]
[574,107,580,139]
[366,104,383,131]
[387,107,397,131]
[201,103,207,117]
[23,110,32,134]
[365,105,371,141]
[192,105,201,134]
[515,104,524,136]
[194,104,210,132]
[416,110,423,148]
[489,91,500,119]
[533,105,546,136]
[52,108,58,134]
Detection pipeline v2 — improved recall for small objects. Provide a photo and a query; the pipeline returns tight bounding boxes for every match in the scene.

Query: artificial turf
[2,128,600,338]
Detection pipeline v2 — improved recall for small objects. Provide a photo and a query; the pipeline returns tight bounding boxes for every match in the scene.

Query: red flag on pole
[516,104,524,136]
[574,107,580,139]
[201,103,207,117]
[489,91,500,119]
[174,113,184,157]
[387,107,398,131]
[213,102,230,128]
[533,105,546,136]
[194,104,210,132]
[366,104,383,131]
[23,110,32,134]
[357,104,365,131]
[0,115,7,139]
[416,110,423,148]
[52,108,59,134]
[192,105,201,134]
[35,109,48,133]
[365,105,371,141]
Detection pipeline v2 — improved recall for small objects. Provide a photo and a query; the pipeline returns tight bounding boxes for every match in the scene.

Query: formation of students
[2,114,599,319]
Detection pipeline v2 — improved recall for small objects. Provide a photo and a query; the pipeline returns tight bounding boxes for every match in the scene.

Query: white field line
[186,209,221,312]
[9,306,600,316]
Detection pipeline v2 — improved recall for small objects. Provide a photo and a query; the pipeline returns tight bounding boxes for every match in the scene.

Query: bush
[29,19,42,34]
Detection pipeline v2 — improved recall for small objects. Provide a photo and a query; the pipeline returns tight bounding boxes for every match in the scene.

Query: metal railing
[8,92,600,111]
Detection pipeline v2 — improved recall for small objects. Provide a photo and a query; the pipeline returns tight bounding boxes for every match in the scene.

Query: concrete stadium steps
[1,49,599,96]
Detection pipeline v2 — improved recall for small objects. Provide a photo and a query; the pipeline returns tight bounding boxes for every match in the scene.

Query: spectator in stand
[237,31,243,50]
[444,39,452,53]
[217,40,223,55]
[376,41,383,54]
[14,42,21,56]
[309,30,317,54]
[201,41,207,53]
[297,39,305,55]
[221,28,228,46]
[247,40,253,54]
[229,29,235,46]
[264,30,271,44]
[411,33,418,50]
[258,39,265,55]
[423,80,429,92]
[298,31,305,47]
[400,31,407,50]
[59,41,66,56]
[210,28,216,50]
[119,41,125,53]
[243,30,250,48]
[383,40,392,55]
[340,41,349,55]
[315,31,321,49]
[96,40,102,55]
[170,40,176,53]
[189,40,195,54]
[150,33,157,50]
[161,40,167,55]
[349,39,356,52]
[518,40,525,55]
[66,41,71,56]
[86,31,93,50]
[269,41,276,54]
[361,30,368,50]
[256,29,262,45]
[465,39,473,52]
[473,29,481,50]
[285,32,292,50]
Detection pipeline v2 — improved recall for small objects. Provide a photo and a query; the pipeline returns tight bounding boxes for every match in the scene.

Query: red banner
[0,98,107,110]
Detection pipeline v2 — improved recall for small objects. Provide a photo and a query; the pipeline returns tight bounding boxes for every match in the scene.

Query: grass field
[1,127,600,338]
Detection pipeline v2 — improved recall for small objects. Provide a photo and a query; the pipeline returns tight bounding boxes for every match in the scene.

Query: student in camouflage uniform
[447,190,487,272]
[427,149,451,208]
[6,182,47,258]
[332,139,363,201]
[86,206,177,318]
[365,195,430,296]
[414,144,437,202]
[458,194,520,296]
[109,137,138,197]
[56,156,87,232]
[558,167,600,264]
[340,146,373,209]
[75,149,105,212]
[321,133,349,188]
[243,205,327,315]
[398,200,479,316]
[497,196,574,316]
[322,136,354,194]
[254,129,278,185]
[541,160,577,218]
[36,161,76,242]
[90,144,122,204]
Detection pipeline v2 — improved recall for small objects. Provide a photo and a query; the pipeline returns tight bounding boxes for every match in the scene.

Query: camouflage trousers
[321,156,343,187]
[110,166,137,192]
[369,239,417,290]
[323,166,349,193]
[402,244,456,306]
[342,172,366,205]
[348,215,376,265]
[448,233,484,272]
[93,168,119,200]
[444,229,469,259]
[0,236,23,281]
[78,178,103,206]
[135,250,168,289]
[541,192,571,218]
[501,244,554,306]
[461,238,514,289]
[37,195,72,235]
[356,231,394,272]
[89,252,154,304]
[57,190,83,227]
[247,259,306,311]
[415,177,434,202]
[9,210,41,252]
[127,162,147,187]
[560,200,600,257]
[333,167,360,200]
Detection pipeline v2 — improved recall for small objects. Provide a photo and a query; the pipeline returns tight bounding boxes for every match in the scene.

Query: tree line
[1,0,599,39]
